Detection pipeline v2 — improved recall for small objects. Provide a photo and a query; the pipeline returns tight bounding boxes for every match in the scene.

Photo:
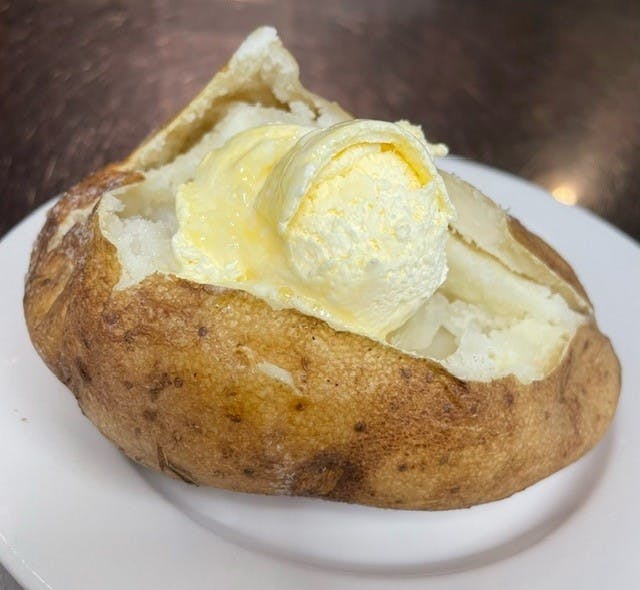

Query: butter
[172,119,455,340]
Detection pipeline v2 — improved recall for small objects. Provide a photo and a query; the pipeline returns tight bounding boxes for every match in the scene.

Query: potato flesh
[391,236,584,382]
[101,102,322,287]
[100,101,585,384]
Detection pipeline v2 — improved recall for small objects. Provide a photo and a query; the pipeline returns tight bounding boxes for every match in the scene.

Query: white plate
[1,159,639,589]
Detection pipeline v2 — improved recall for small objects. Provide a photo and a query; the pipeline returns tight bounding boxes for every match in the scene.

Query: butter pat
[173,119,455,340]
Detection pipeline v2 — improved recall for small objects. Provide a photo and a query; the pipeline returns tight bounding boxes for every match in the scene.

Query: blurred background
[1,0,639,242]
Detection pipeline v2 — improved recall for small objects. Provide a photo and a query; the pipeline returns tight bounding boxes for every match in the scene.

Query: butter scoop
[172,119,455,340]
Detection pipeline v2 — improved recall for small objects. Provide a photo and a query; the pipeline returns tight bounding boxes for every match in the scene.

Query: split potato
[24,28,620,509]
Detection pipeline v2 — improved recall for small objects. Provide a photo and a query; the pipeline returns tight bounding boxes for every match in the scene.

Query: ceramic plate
[1,159,638,589]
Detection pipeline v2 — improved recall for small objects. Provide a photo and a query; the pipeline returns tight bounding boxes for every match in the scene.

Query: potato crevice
[96,26,588,385]
[99,101,586,384]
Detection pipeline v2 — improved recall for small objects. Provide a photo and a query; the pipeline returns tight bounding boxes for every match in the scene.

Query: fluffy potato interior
[391,236,584,382]
[99,101,585,384]
[100,101,322,286]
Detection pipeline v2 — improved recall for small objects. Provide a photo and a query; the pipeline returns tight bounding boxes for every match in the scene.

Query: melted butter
[172,119,455,340]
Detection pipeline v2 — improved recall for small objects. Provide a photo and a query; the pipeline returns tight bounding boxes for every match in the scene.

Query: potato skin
[24,168,620,509]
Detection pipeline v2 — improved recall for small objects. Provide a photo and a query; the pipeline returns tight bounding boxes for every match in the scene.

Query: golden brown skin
[24,165,620,509]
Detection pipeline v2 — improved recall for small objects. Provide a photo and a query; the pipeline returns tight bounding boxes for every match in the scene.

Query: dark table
[1,0,639,243]
[1,0,638,587]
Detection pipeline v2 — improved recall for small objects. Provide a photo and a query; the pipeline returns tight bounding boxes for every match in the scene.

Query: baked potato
[23,27,620,509]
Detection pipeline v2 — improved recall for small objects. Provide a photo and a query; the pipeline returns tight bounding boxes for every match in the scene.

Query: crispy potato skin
[24,168,620,509]
[507,216,590,304]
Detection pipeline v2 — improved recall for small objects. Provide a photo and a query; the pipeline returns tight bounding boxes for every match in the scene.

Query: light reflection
[551,183,578,206]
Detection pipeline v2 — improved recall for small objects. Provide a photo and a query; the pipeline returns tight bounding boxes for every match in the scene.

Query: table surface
[1,1,638,588]
[1,0,639,244]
